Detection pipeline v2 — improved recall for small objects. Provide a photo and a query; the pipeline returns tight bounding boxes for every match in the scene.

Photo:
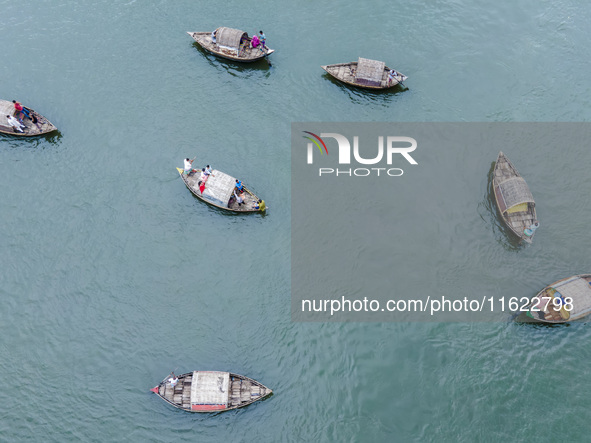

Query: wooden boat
[176,167,266,213]
[187,27,274,62]
[0,99,57,136]
[321,57,407,90]
[151,370,272,412]
[518,274,591,323]
[492,152,538,243]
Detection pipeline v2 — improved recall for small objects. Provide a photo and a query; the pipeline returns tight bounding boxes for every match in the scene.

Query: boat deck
[0,100,56,136]
[158,372,271,411]
[188,32,273,62]
[323,63,405,89]
[493,153,536,240]
[183,169,259,211]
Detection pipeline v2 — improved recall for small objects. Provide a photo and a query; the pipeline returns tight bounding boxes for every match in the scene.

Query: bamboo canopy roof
[201,169,236,208]
[215,27,247,49]
[191,371,230,408]
[497,177,534,212]
[355,58,385,87]
[553,276,591,315]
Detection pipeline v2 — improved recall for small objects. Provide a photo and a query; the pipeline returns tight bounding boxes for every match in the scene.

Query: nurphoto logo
[303,131,418,177]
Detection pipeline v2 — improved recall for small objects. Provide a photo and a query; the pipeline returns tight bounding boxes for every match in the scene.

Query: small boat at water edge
[321,57,407,90]
[517,274,591,323]
[0,99,57,136]
[492,152,538,243]
[151,370,272,412]
[188,27,274,63]
[176,166,266,213]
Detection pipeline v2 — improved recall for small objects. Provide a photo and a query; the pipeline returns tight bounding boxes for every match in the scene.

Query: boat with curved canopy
[151,370,272,412]
[518,274,591,323]
[187,27,274,62]
[0,99,57,136]
[176,166,266,213]
[322,57,407,90]
[492,152,538,243]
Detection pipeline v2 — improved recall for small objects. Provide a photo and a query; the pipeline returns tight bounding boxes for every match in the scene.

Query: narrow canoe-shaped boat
[176,167,266,213]
[187,27,274,62]
[518,274,591,323]
[492,152,538,243]
[151,371,272,412]
[0,99,57,136]
[321,57,407,90]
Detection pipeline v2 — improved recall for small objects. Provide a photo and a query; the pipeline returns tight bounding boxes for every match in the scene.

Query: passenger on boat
[6,115,25,132]
[388,70,399,84]
[211,29,217,43]
[235,179,243,192]
[258,30,266,49]
[251,34,260,48]
[184,158,196,175]
[168,373,179,387]
[12,100,29,121]
[233,190,244,206]
[205,165,213,176]
[524,220,539,237]
[200,168,208,181]
[198,180,206,194]
[254,199,265,211]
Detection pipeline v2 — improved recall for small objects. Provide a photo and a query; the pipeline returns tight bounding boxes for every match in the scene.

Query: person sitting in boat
[198,180,206,194]
[388,70,399,84]
[169,373,179,388]
[200,168,209,181]
[211,29,217,43]
[235,179,243,192]
[254,199,265,211]
[524,220,539,237]
[233,190,244,207]
[251,34,260,48]
[205,165,213,176]
[184,158,196,176]
[6,115,25,133]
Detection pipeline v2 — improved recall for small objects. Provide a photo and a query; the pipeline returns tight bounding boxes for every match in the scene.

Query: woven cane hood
[215,27,247,49]
[201,169,236,207]
[497,177,534,211]
[553,277,591,316]
[191,371,229,407]
[355,58,385,86]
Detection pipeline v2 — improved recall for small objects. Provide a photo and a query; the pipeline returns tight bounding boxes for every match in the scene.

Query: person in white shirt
[204,165,213,176]
[6,115,24,133]
[169,373,179,388]
[184,158,196,175]
[233,190,244,207]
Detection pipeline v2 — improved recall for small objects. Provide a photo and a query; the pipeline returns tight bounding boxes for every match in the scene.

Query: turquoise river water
[1,0,591,441]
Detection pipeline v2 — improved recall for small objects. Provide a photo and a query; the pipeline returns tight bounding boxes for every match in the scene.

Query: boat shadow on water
[321,73,408,103]
[479,162,527,251]
[0,129,63,147]
[190,43,272,74]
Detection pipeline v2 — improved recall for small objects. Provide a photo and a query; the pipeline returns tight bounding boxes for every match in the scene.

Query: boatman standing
[184,158,196,176]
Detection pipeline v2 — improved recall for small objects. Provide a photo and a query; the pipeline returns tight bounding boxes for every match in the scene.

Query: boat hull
[321,63,407,90]
[188,32,274,63]
[492,152,537,243]
[152,371,272,413]
[0,99,57,136]
[518,274,591,324]
[176,167,265,213]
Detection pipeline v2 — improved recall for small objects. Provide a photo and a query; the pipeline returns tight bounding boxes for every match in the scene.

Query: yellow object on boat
[507,202,528,214]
